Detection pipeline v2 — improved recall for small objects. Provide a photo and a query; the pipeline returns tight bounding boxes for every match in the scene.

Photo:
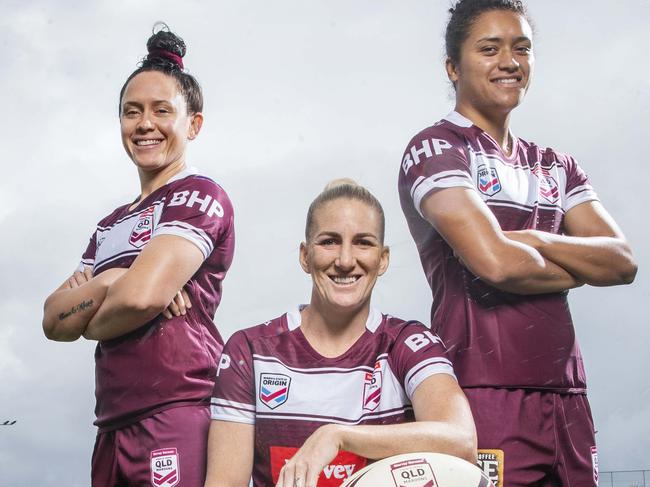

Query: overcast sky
[1,1,648,485]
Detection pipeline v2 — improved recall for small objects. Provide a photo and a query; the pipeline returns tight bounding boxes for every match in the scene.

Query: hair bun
[144,22,186,70]
[323,178,360,192]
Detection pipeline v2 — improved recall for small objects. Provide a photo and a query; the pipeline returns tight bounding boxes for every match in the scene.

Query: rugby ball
[341,452,494,487]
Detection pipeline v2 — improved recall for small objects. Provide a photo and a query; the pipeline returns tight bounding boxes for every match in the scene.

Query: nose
[498,49,520,72]
[335,242,355,271]
[137,111,155,132]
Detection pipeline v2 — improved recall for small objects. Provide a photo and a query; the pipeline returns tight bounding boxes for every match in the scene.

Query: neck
[300,297,371,358]
[137,160,186,201]
[455,103,513,155]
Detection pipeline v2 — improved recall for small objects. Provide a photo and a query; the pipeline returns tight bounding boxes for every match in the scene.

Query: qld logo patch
[591,446,598,484]
[260,373,291,409]
[478,449,504,487]
[477,165,502,196]
[363,361,383,412]
[150,448,179,487]
[390,457,437,487]
[130,205,155,248]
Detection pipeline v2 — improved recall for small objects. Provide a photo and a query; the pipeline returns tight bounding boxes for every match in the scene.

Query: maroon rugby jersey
[79,167,235,430]
[211,307,455,486]
[398,111,598,393]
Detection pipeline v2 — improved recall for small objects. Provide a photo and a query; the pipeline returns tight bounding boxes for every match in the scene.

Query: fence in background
[600,471,649,487]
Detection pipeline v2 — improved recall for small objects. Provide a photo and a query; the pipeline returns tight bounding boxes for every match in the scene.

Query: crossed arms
[421,187,637,295]
[42,235,203,342]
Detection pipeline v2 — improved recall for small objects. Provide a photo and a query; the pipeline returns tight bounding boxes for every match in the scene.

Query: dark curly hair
[445,0,530,66]
[305,179,385,244]
[119,23,203,115]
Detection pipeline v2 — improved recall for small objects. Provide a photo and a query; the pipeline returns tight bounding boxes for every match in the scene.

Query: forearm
[83,282,166,341]
[465,238,583,295]
[507,231,637,286]
[43,281,109,342]
[336,421,476,465]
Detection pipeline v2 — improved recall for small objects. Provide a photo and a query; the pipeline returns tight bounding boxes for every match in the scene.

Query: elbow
[448,428,478,466]
[619,259,638,285]
[42,317,80,342]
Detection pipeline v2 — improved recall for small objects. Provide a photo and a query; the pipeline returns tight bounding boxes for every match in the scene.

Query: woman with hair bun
[398,0,637,485]
[42,24,234,486]
[205,180,476,487]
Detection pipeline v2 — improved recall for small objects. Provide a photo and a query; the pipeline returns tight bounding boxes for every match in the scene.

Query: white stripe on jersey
[155,220,214,258]
[252,353,385,374]
[564,184,598,212]
[211,398,256,425]
[404,357,455,398]
[255,406,413,425]
[252,355,408,423]
[411,172,475,217]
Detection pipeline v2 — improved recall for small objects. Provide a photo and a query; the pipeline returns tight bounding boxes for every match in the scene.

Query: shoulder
[517,137,578,169]
[404,117,468,152]
[375,314,432,342]
[230,313,290,345]
[167,173,233,205]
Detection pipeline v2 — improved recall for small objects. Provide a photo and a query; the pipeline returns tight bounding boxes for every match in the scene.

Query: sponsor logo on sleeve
[591,446,598,484]
[478,449,504,487]
[477,165,502,196]
[259,373,291,409]
[390,457,438,487]
[129,206,155,248]
[404,330,441,353]
[167,190,224,217]
[362,361,383,412]
[270,446,367,486]
[150,448,179,487]
[402,138,453,175]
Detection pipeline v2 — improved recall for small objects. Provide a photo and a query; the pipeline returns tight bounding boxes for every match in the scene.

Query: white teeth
[136,139,162,146]
[332,276,358,284]
[495,78,519,84]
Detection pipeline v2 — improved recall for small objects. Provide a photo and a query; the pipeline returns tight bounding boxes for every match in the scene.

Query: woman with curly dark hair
[42,24,234,486]
[398,1,637,485]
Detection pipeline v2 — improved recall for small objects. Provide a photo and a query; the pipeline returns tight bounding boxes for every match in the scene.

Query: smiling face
[447,9,534,120]
[300,197,389,314]
[120,70,202,174]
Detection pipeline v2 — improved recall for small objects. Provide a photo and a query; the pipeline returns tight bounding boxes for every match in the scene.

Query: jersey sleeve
[76,231,97,272]
[154,176,234,260]
[562,155,599,213]
[210,331,256,425]
[399,126,473,218]
[388,322,456,400]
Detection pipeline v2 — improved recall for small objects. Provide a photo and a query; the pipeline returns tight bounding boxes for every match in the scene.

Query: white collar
[286,305,382,333]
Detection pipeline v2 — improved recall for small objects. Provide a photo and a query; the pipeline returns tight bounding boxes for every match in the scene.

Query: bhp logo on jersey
[168,190,224,217]
[390,458,438,487]
[150,448,179,487]
[363,361,383,412]
[260,373,291,409]
[130,206,155,248]
[477,165,501,196]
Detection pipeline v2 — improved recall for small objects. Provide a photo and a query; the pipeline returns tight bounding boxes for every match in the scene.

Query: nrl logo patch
[362,361,382,412]
[477,164,502,196]
[390,457,438,487]
[260,373,291,409]
[130,205,155,248]
[150,447,180,487]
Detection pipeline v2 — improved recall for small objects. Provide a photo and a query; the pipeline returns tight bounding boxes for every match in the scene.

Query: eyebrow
[316,231,379,240]
[476,36,532,44]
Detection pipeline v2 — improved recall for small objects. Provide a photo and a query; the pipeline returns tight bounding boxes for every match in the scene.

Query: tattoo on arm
[58,299,94,321]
